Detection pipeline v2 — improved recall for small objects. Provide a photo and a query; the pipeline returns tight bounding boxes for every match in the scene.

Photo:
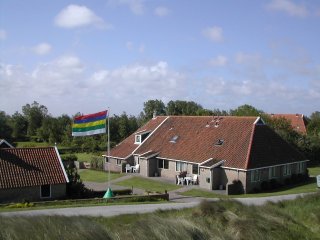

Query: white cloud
[89,61,185,100]
[32,43,52,55]
[0,59,186,115]
[267,0,308,17]
[54,4,110,29]
[0,29,7,40]
[109,0,145,15]
[202,26,224,42]
[209,55,228,67]
[154,6,170,17]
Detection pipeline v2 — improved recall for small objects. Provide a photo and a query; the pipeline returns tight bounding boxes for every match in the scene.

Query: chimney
[153,110,157,119]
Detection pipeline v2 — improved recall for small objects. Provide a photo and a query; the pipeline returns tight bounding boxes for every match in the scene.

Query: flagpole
[104,107,113,199]
[107,107,110,186]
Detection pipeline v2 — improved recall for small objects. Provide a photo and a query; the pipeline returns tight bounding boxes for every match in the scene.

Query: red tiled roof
[134,116,257,168]
[110,116,168,159]
[111,116,306,170]
[0,147,68,189]
[270,114,307,135]
[247,125,305,169]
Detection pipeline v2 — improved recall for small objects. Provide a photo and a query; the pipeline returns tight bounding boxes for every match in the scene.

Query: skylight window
[215,139,224,146]
[170,135,179,143]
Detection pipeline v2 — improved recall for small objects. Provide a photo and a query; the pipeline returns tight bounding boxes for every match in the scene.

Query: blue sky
[1,0,319,117]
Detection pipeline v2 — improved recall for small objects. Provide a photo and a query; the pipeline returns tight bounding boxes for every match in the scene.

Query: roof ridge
[244,123,256,169]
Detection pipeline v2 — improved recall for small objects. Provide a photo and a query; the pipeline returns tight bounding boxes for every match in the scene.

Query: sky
[1,0,319,117]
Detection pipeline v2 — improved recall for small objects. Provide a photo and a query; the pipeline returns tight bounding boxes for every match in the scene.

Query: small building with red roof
[270,113,308,135]
[0,147,69,203]
[107,116,308,193]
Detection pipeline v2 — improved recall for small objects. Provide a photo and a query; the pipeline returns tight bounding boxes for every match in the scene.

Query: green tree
[10,112,28,140]
[143,99,166,120]
[0,111,13,140]
[230,104,262,116]
[22,101,48,137]
[166,100,204,116]
[307,111,320,136]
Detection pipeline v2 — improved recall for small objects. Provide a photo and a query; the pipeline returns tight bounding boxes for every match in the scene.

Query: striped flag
[72,110,107,137]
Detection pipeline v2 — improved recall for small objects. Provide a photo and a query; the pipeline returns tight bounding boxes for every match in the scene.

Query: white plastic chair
[176,175,184,185]
[133,164,140,173]
[125,164,132,173]
[191,174,198,185]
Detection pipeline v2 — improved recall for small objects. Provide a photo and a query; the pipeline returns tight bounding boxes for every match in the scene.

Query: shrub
[261,181,271,191]
[90,156,104,170]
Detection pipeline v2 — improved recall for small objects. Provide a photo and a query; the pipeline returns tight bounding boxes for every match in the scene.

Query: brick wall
[0,184,66,203]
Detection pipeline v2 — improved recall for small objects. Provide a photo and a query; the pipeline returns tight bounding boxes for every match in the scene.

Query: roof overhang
[200,160,226,169]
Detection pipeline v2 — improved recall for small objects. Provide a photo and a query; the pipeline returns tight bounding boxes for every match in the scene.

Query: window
[269,166,277,179]
[283,164,291,176]
[297,162,305,173]
[176,162,187,172]
[206,177,211,183]
[251,170,261,182]
[158,159,169,169]
[116,159,121,165]
[192,164,198,174]
[170,135,179,143]
[40,184,51,198]
[214,139,224,146]
[135,135,141,144]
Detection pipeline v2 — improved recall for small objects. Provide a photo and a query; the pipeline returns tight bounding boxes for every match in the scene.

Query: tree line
[1,100,319,164]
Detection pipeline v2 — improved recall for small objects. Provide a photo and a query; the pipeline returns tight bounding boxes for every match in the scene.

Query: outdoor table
[184,176,192,185]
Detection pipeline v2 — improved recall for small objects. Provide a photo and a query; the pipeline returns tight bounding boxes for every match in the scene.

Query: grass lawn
[79,169,124,182]
[116,176,181,193]
[14,141,52,148]
[309,166,320,176]
[181,177,319,199]
[73,152,103,162]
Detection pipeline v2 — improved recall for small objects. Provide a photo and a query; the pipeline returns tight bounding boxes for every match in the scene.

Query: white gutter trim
[0,139,14,148]
[104,155,126,160]
[222,159,309,172]
[54,147,69,183]
[200,160,226,169]
[253,116,265,125]
[135,129,151,134]
[199,158,213,166]
[156,156,197,164]
[132,116,169,154]
[140,152,160,159]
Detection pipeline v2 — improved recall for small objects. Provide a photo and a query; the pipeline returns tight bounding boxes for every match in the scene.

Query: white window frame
[176,162,187,172]
[269,166,277,179]
[116,159,121,166]
[297,162,305,174]
[251,170,261,182]
[283,164,291,176]
[158,159,169,169]
[135,135,141,144]
[40,184,51,199]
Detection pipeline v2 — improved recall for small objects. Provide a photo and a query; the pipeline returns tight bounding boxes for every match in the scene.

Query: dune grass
[78,169,124,183]
[1,193,319,239]
[116,176,181,193]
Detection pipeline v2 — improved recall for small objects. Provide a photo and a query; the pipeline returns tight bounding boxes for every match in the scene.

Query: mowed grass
[116,176,181,193]
[74,152,103,162]
[1,193,319,240]
[79,169,124,183]
[309,166,320,176]
[182,178,319,199]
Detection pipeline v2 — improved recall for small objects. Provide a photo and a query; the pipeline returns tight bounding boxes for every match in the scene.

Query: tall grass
[1,193,319,240]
